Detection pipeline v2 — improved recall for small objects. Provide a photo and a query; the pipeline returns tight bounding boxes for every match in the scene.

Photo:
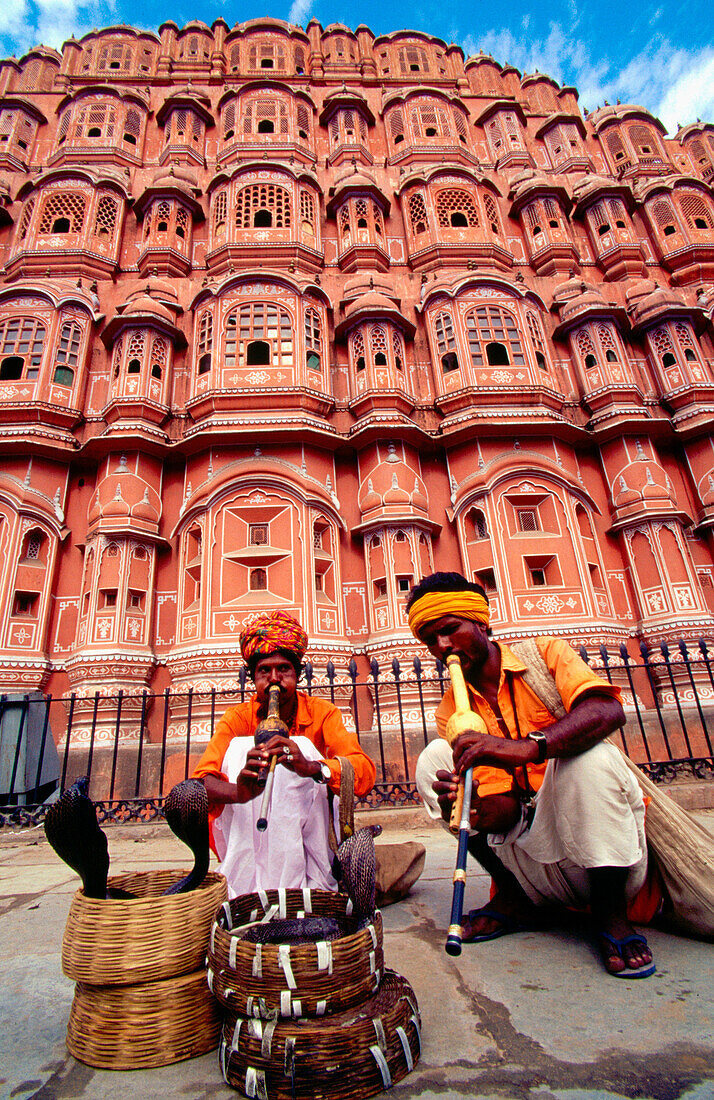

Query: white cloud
[0,0,113,55]
[288,0,313,27]
[460,22,714,134]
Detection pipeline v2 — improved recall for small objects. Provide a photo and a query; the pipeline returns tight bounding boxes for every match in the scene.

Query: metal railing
[1,637,713,828]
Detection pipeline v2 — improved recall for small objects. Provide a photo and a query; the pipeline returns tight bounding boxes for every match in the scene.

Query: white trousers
[415,739,648,909]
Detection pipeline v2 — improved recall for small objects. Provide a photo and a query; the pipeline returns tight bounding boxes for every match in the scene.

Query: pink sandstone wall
[0,18,711,714]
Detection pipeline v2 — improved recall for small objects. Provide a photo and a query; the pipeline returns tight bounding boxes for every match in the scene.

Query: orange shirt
[193,691,376,799]
[435,637,622,799]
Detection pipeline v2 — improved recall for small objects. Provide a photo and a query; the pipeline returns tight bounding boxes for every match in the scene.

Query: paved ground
[1,808,713,1100]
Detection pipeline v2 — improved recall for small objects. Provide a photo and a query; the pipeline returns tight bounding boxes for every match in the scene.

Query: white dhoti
[415,738,648,909]
[213,735,338,899]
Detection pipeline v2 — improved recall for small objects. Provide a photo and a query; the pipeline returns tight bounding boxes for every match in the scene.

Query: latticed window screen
[18,199,34,240]
[223,102,236,140]
[679,193,714,229]
[24,532,43,559]
[339,206,351,237]
[197,312,213,374]
[305,308,321,370]
[123,109,142,144]
[466,307,524,366]
[630,125,657,154]
[454,111,468,142]
[398,46,429,73]
[651,198,677,232]
[244,98,289,136]
[249,524,269,545]
[483,193,500,234]
[609,199,627,225]
[296,103,310,138]
[94,195,118,238]
[389,109,405,142]
[597,324,619,361]
[0,317,46,378]
[248,41,286,70]
[229,43,241,71]
[392,330,404,370]
[504,113,521,145]
[408,192,428,234]
[606,131,628,162]
[435,312,458,371]
[150,337,167,379]
[176,207,188,237]
[435,189,479,228]
[575,328,597,364]
[526,312,548,369]
[78,101,118,141]
[57,110,71,144]
[352,331,366,370]
[544,197,559,223]
[299,190,315,231]
[38,192,86,234]
[329,116,339,144]
[235,184,291,228]
[294,46,305,72]
[20,61,41,90]
[53,321,81,385]
[517,508,539,532]
[127,330,146,371]
[651,327,674,357]
[370,325,388,363]
[488,118,504,153]
[225,303,294,368]
[213,190,227,235]
[674,322,695,351]
[411,104,449,139]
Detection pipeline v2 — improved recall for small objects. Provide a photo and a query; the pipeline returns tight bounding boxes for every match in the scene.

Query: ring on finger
[284,751,292,762]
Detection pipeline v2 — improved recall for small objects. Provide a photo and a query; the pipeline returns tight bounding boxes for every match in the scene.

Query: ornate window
[197,311,213,375]
[224,303,293,368]
[164,108,204,149]
[240,96,289,139]
[338,196,385,246]
[605,130,629,166]
[410,103,450,140]
[398,46,429,74]
[299,189,315,235]
[651,197,677,236]
[483,193,501,235]
[247,40,286,71]
[93,195,118,240]
[113,330,168,388]
[526,311,548,371]
[53,321,81,386]
[234,183,291,229]
[435,311,458,372]
[212,189,227,238]
[545,123,583,165]
[0,317,45,380]
[18,199,34,241]
[435,188,479,228]
[465,306,524,367]
[388,109,405,145]
[408,192,428,234]
[328,109,368,148]
[38,192,86,235]
[678,192,714,230]
[304,307,322,371]
[0,108,38,160]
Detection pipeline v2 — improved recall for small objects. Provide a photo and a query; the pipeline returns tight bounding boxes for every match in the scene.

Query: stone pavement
[1,808,713,1100]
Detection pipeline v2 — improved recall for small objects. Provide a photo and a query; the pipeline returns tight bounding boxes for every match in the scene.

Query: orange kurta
[193,691,376,799]
[435,636,622,799]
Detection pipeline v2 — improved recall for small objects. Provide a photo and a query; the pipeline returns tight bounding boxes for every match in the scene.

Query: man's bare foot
[461,890,542,941]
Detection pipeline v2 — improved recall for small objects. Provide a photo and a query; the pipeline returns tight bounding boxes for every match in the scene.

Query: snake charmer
[409,571,661,979]
[193,610,376,898]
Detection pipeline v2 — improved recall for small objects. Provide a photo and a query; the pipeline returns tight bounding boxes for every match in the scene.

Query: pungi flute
[443,654,488,956]
[255,682,289,832]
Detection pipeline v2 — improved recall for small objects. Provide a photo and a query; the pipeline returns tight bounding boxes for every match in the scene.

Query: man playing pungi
[193,610,375,898]
[409,571,660,978]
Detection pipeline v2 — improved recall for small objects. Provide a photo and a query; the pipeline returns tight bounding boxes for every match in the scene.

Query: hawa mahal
[0,18,713,708]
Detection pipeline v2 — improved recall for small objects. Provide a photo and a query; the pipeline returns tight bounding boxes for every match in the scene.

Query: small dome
[358,446,429,518]
[89,465,161,530]
[613,456,674,508]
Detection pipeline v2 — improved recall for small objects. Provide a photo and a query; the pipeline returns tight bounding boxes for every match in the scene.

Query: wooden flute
[443,654,488,956]
[254,682,289,832]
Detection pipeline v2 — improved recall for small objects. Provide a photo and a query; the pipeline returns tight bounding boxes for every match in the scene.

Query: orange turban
[240,610,308,664]
[407,590,490,639]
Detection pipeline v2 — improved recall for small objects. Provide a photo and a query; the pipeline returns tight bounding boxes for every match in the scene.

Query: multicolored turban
[407,590,490,639]
[240,610,308,664]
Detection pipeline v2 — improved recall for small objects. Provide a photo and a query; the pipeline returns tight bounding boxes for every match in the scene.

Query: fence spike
[392,657,401,679]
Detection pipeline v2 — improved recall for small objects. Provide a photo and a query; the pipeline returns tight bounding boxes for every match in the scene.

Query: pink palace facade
[0,18,713,716]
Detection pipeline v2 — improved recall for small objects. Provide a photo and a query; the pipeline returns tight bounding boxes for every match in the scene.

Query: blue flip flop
[599,931,656,978]
[462,905,537,943]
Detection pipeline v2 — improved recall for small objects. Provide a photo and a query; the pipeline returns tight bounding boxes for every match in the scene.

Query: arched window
[225,302,293,369]
[21,527,46,563]
[212,190,227,238]
[0,317,45,380]
[38,193,85,235]
[605,130,628,164]
[408,192,428,235]
[470,508,488,539]
[435,189,479,228]
[678,192,714,231]
[398,46,429,74]
[389,109,405,145]
[250,567,267,590]
[651,198,677,236]
[465,307,524,367]
[93,195,118,240]
[370,325,388,366]
[597,324,619,362]
[242,97,289,139]
[352,331,366,372]
[526,311,548,371]
[235,184,291,229]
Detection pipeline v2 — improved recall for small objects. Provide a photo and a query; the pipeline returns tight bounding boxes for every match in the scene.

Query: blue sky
[1,0,713,135]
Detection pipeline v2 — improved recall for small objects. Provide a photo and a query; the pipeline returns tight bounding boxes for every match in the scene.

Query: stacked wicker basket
[63,868,227,1070]
[208,888,421,1099]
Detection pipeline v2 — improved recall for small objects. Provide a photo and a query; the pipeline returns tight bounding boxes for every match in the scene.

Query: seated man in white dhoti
[193,610,376,898]
[408,572,660,979]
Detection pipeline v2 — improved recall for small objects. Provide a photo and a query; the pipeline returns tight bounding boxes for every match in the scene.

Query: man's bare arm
[452,692,625,775]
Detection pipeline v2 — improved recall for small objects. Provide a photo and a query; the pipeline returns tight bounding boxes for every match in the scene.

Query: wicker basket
[208,888,384,1019]
[62,870,227,985]
[220,970,420,1099]
[67,965,221,1070]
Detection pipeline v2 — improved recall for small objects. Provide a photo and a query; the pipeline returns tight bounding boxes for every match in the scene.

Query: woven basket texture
[67,966,221,1070]
[220,970,421,1099]
[208,888,384,1018]
[62,870,227,985]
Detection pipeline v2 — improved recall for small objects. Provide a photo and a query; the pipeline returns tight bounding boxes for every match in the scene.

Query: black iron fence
[1,638,713,828]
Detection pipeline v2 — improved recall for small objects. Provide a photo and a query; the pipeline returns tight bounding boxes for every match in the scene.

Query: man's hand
[452,729,532,774]
[256,735,321,780]
[432,769,521,833]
